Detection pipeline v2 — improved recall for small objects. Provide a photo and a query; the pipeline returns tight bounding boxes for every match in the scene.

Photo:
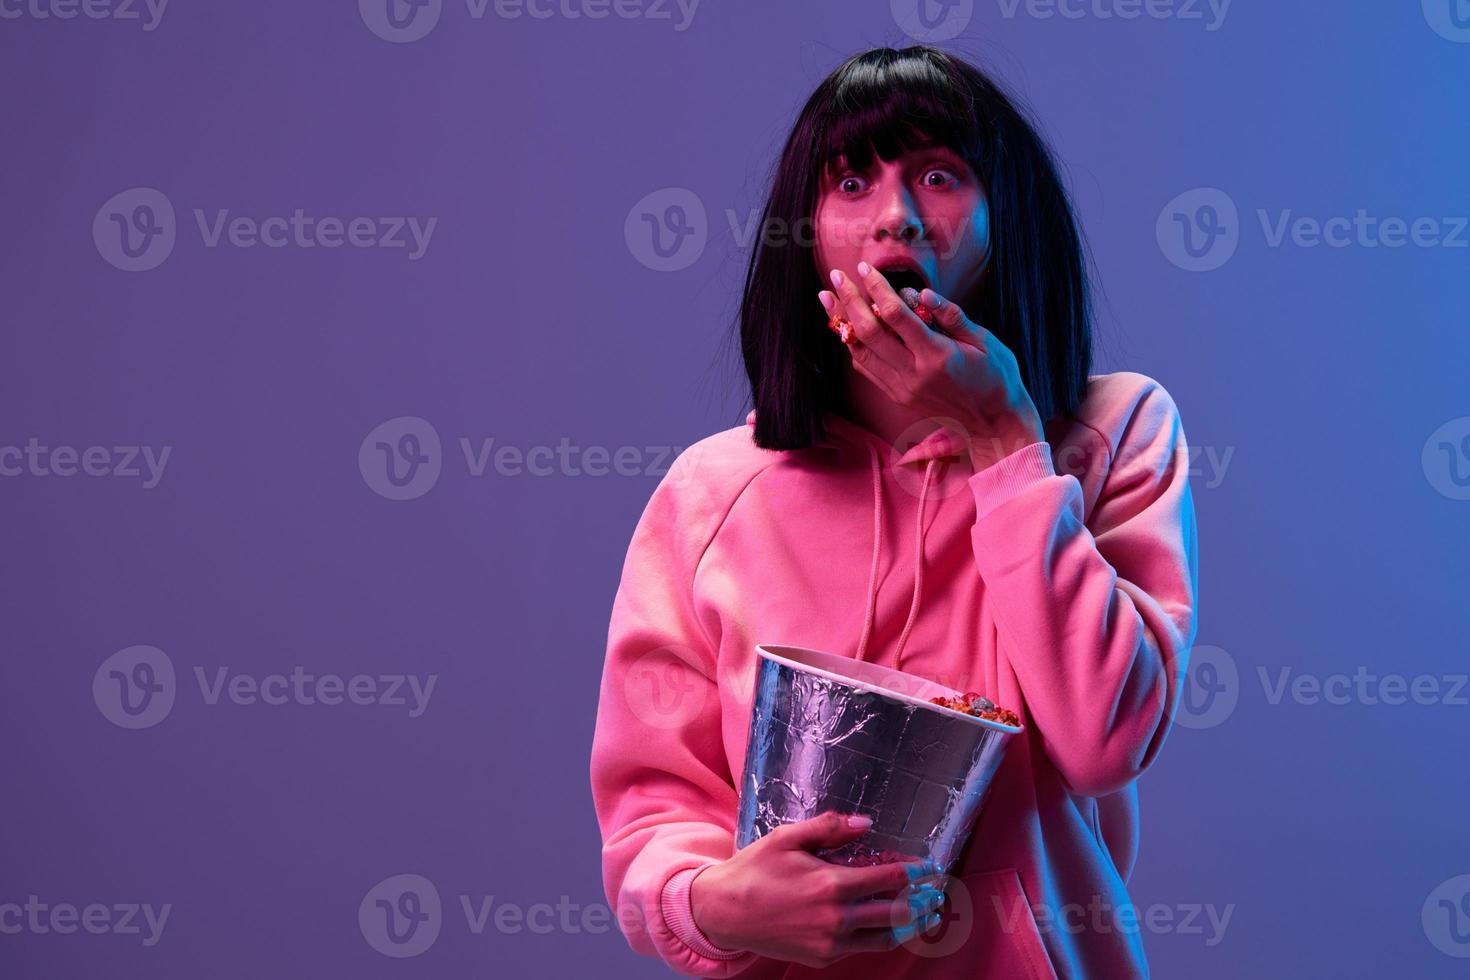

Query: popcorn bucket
[735,644,1021,874]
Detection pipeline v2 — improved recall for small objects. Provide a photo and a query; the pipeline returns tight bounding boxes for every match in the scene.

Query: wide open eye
[921,167,959,189]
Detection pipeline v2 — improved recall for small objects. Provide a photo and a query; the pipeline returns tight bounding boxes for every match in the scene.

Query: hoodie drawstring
[853,444,884,665]
[853,443,940,672]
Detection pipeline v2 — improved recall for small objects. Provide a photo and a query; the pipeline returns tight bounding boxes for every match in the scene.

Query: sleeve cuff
[660,864,746,960]
[969,441,1055,523]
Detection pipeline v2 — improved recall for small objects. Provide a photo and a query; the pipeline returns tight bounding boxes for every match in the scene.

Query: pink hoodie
[590,370,1199,979]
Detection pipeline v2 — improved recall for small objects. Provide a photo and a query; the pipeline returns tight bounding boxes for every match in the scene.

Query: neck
[837,362,946,449]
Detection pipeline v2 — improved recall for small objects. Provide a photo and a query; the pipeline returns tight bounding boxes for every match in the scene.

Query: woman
[591,45,1199,979]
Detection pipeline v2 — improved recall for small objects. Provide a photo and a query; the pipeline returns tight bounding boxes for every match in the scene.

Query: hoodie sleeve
[967,374,1200,799]
[589,445,761,978]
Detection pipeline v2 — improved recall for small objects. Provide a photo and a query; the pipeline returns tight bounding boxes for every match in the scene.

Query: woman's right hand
[688,812,948,968]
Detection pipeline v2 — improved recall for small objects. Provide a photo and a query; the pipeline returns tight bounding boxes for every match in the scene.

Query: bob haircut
[737,45,1094,451]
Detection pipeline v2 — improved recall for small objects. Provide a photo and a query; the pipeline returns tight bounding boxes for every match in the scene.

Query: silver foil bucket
[735,644,1021,874]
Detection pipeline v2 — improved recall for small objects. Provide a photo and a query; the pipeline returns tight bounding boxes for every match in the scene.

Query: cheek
[970,200,991,254]
[814,201,862,270]
[931,198,990,263]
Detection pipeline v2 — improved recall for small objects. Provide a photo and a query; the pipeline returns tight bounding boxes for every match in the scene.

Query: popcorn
[900,286,934,325]
[827,314,855,343]
[928,690,1021,727]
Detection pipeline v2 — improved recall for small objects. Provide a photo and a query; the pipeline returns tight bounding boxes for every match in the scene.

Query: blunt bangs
[817,53,986,185]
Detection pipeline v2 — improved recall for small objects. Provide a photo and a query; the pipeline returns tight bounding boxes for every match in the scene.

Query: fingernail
[920,288,942,308]
[926,911,941,930]
[829,268,844,288]
[857,260,871,277]
[847,814,872,830]
[818,291,835,312]
[905,861,932,882]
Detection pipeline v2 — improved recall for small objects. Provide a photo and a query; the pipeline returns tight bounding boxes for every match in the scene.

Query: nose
[872,181,924,244]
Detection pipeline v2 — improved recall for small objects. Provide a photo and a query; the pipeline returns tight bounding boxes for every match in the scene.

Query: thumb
[769,811,873,851]
[920,288,985,349]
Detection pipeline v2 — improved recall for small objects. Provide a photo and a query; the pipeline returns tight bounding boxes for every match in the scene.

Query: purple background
[3,1,1470,976]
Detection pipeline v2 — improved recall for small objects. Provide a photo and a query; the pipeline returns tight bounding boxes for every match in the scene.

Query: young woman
[591,45,1199,979]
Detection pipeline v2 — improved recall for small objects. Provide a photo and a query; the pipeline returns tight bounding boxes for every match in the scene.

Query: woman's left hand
[819,263,1046,469]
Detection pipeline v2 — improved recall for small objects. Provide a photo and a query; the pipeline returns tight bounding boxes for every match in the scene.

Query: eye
[921,167,959,189]
[836,174,868,194]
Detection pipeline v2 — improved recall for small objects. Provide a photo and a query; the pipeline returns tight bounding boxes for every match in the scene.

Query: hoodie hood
[743,408,971,468]
[744,408,968,671]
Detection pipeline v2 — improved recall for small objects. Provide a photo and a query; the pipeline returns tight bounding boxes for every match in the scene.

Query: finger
[839,911,942,955]
[898,286,965,364]
[824,283,909,402]
[897,286,952,337]
[843,884,946,931]
[919,288,988,352]
[857,262,939,355]
[817,290,857,344]
[844,334,909,407]
[831,856,936,901]
[889,910,944,946]
[828,268,911,371]
[838,926,904,955]
[769,811,875,852]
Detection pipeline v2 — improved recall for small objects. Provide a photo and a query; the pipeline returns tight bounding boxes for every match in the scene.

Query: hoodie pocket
[950,867,1060,980]
[773,867,1061,980]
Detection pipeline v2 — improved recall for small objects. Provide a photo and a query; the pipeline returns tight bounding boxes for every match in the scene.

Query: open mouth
[874,265,928,296]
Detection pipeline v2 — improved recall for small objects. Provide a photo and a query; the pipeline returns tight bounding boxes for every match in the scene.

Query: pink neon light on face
[814,141,991,307]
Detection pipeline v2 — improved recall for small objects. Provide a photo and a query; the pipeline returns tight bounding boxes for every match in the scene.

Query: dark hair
[736,45,1094,450]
